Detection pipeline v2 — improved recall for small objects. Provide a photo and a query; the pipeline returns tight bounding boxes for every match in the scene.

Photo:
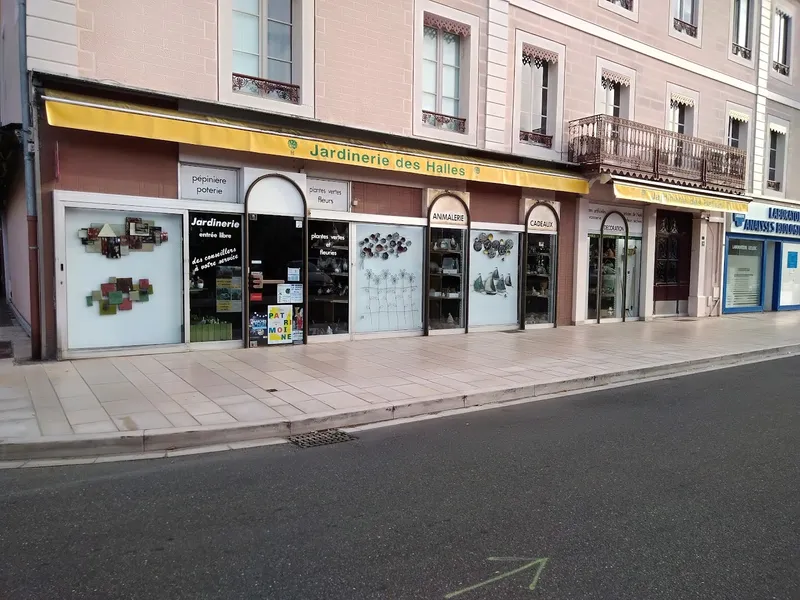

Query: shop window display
[355,224,423,333]
[428,228,466,329]
[587,235,641,319]
[308,221,349,336]
[188,212,243,342]
[725,239,764,309]
[525,233,557,324]
[469,229,519,327]
[65,207,184,350]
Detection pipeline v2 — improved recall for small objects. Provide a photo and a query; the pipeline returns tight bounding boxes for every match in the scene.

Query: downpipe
[18,0,41,360]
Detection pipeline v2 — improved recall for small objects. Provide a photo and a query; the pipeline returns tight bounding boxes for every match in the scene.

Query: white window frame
[413,0,479,147]
[593,58,636,120]
[218,0,315,119]
[764,116,790,198]
[664,83,699,137]
[512,31,566,162]
[599,0,639,23]
[771,3,794,85]
[728,0,755,68]
[669,0,703,48]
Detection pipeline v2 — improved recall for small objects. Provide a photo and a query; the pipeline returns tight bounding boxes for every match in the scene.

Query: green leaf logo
[288,139,298,152]
[474,167,481,175]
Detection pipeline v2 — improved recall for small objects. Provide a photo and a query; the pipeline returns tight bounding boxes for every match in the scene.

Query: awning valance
[43,91,588,195]
[769,122,788,135]
[729,110,750,123]
[613,182,749,213]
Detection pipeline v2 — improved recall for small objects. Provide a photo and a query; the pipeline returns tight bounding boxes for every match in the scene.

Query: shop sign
[613,182,748,213]
[428,191,469,228]
[307,178,349,211]
[525,199,561,234]
[729,202,800,238]
[180,164,239,203]
[267,305,293,344]
[586,203,643,237]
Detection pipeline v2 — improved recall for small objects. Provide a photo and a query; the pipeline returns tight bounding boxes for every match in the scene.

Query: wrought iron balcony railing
[232,73,301,104]
[568,114,747,193]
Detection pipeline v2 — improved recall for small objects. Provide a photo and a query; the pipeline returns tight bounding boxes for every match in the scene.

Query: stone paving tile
[0,397,34,412]
[113,411,173,431]
[222,401,281,422]
[290,399,338,414]
[290,380,340,396]
[272,389,316,404]
[90,382,146,402]
[313,392,369,410]
[101,398,157,416]
[39,421,73,436]
[203,384,249,399]
[166,412,199,428]
[59,394,102,412]
[66,408,112,426]
[213,394,258,406]
[194,412,237,425]
[272,403,306,418]
[0,419,40,437]
[156,380,197,395]
[391,383,440,398]
[182,401,226,417]
[72,421,118,434]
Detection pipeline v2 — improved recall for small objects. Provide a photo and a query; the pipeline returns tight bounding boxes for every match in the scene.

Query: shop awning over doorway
[612,181,749,213]
[43,91,589,195]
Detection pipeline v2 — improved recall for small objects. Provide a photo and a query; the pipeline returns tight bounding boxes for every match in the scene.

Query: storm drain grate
[288,429,357,448]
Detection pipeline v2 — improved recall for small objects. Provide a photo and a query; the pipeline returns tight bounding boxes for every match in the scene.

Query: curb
[2,343,800,462]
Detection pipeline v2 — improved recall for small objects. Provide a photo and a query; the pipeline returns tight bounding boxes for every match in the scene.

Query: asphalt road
[1,357,799,600]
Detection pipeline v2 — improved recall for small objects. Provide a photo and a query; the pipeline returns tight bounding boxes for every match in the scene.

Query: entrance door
[247,214,304,347]
[653,210,693,315]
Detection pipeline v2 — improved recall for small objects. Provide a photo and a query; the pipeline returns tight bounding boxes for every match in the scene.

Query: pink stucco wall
[3,178,30,326]
[76,0,217,100]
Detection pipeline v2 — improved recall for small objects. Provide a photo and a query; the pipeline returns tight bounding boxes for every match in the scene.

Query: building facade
[0,0,797,358]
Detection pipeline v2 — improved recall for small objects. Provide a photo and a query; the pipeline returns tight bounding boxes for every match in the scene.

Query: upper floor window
[767,124,787,192]
[668,94,695,136]
[773,9,792,76]
[600,71,631,119]
[732,0,752,59]
[231,0,299,104]
[727,117,742,148]
[606,0,633,10]
[674,0,699,38]
[421,14,469,134]
[519,45,559,149]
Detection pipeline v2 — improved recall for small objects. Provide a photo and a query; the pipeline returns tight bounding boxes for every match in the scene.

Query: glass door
[308,220,349,337]
[247,214,305,347]
[525,233,557,325]
[588,234,641,320]
[428,228,466,329]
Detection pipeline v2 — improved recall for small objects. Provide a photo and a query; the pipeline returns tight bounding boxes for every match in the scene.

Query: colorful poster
[267,305,293,345]
[215,266,243,313]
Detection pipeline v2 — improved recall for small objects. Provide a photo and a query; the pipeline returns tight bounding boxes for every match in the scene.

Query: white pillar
[572,196,590,323]
[688,215,709,317]
[640,205,658,320]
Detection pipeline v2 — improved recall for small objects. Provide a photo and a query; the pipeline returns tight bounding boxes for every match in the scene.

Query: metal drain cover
[288,429,356,448]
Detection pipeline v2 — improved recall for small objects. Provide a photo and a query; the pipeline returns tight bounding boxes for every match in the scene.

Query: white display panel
[65,208,184,349]
[354,224,423,333]
[779,242,800,307]
[725,239,763,309]
[468,229,519,327]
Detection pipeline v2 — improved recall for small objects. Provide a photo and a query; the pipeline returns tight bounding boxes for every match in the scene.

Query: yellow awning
[43,91,589,195]
[613,182,748,213]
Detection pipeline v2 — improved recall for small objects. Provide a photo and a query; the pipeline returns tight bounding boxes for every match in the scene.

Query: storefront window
[308,220,349,335]
[354,224,423,333]
[468,229,519,327]
[588,235,642,320]
[525,233,557,324]
[188,212,243,342]
[779,242,800,308]
[66,207,184,349]
[247,213,304,347]
[429,228,466,329]
[726,239,764,309]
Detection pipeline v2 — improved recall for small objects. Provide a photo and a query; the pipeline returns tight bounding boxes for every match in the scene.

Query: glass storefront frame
[723,236,766,313]
[53,190,247,358]
[522,201,560,328]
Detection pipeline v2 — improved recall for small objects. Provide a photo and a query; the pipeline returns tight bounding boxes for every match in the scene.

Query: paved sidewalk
[2,312,800,460]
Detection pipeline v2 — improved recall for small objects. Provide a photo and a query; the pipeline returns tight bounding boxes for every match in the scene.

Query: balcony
[568,114,747,194]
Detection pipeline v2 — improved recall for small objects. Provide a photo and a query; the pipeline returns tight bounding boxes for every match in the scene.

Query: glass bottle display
[428,228,466,329]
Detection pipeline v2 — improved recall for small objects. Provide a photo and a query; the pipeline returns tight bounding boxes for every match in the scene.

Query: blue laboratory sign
[729,202,800,238]
[788,252,799,269]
